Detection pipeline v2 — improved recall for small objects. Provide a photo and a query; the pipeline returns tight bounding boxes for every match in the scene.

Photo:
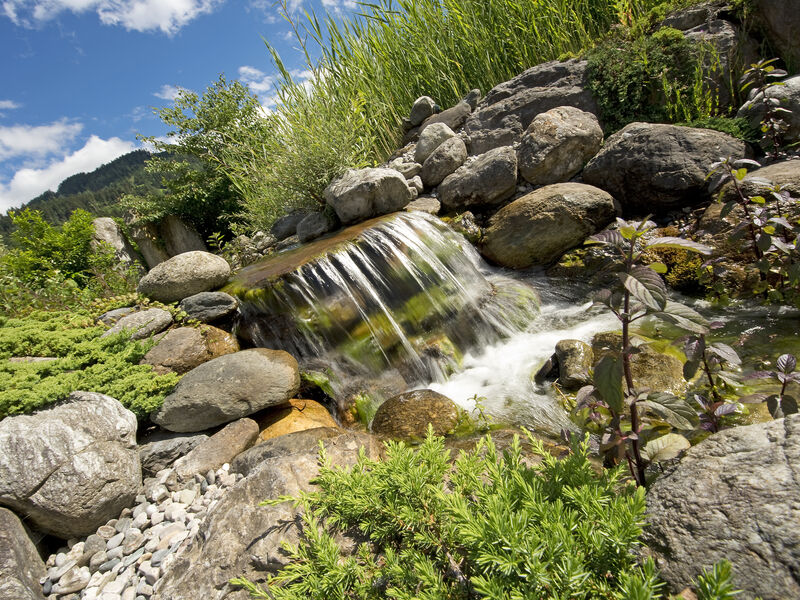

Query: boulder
[752,0,800,71]
[464,59,599,155]
[438,146,518,211]
[125,219,169,269]
[91,217,142,270]
[554,340,593,391]
[0,392,141,538]
[371,389,460,442]
[138,431,209,477]
[0,507,46,600]
[737,75,800,145]
[97,306,136,326]
[582,122,748,214]
[256,399,339,442]
[153,432,383,600]
[296,211,338,243]
[140,325,239,375]
[232,427,345,477]
[644,415,800,599]
[270,210,312,241]
[178,291,239,324]
[418,101,472,135]
[409,95,436,126]
[518,106,603,185]
[158,215,206,257]
[324,168,414,225]
[388,158,422,179]
[405,196,441,215]
[101,307,172,340]
[421,136,468,187]
[137,251,231,304]
[414,123,457,164]
[481,183,617,268]
[173,419,260,480]
[151,349,301,433]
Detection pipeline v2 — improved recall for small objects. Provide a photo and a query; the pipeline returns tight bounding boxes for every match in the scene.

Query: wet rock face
[582,122,748,215]
[137,251,231,304]
[371,389,460,442]
[644,415,800,600]
[0,392,141,539]
[0,507,46,600]
[151,348,301,433]
[480,183,618,269]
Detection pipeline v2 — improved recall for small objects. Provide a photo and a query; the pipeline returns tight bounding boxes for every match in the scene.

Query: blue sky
[0,0,356,213]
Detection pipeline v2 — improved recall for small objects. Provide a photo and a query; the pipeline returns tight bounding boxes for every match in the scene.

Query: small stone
[205,470,215,485]
[120,508,133,518]
[132,512,149,530]
[84,534,106,559]
[122,586,137,600]
[149,549,169,568]
[150,512,164,526]
[99,558,120,573]
[53,566,91,594]
[132,504,147,519]
[138,561,160,586]
[55,552,68,567]
[145,505,157,517]
[176,488,196,506]
[48,558,77,582]
[107,546,124,561]
[42,579,52,595]
[104,578,127,595]
[115,517,132,533]
[123,530,145,555]
[89,550,108,571]
[106,531,125,550]
[123,547,145,568]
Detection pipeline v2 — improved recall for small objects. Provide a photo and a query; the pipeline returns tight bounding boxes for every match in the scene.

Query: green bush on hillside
[234,430,665,599]
[0,311,178,419]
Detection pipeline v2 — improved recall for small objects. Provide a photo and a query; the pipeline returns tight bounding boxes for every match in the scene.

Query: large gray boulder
[296,210,338,243]
[481,183,617,268]
[152,432,383,600]
[0,507,46,600]
[518,106,603,185]
[270,210,312,241]
[414,122,457,164]
[464,59,598,155]
[152,349,301,432]
[91,217,142,271]
[101,307,172,340]
[159,215,207,257]
[125,219,169,269]
[438,146,518,211]
[582,123,747,214]
[137,251,231,304]
[178,291,239,324]
[737,75,800,146]
[409,95,436,126]
[421,136,468,187]
[418,101,472,135]
[644,415,800,600]
[324,168,413,225]
[0,392,141,539]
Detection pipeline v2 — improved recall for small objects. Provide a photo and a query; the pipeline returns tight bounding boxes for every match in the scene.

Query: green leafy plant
[577,218,711,485]
[233,429,667,599]
[739,58,792,159]
[695,559,742,600]
[742,353,799,418]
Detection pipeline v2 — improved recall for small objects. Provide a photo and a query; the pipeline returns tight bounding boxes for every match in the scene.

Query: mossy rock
[371,389,459,442]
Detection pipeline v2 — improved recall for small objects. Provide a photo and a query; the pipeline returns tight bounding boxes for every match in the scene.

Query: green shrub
[0,311,178,419]
[587,26,715,131]
[233,430,666,599]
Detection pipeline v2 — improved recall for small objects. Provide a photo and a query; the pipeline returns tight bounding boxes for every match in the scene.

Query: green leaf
[777,354,797,374]
[708,343,741,366]
[683,359,701,380]
[593,355,624,414]
[654,301,709,335]
[642,433,690,463]
[647,262,667,274]
[734,168,748,181]
[720,201,737,219]
[621,266,668,312]
[640,393,698,430]
[645,237,712,255]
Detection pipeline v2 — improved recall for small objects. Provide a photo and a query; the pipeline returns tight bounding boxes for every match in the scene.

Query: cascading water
[228,211,540,404]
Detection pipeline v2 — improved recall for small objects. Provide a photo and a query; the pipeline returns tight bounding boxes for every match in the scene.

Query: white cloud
[153,84,184,101]
[237,65,274,95]
[0,100,21,110]
[0,135,135,213]
[321,0,355,12]
[2,0,221,34]
[0,118,82,161]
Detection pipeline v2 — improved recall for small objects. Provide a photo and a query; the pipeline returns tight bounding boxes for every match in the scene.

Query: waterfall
[228,212,540,398]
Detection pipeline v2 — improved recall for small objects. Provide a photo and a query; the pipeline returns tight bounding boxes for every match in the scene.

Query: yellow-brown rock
[257,399,339,442]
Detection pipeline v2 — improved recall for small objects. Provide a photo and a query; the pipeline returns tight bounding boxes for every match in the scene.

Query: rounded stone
[414,122,456,164]
[371,389,460,442]
[137,251,231,304]
[140,325,239,375]
[178,291,238,323]
[257,399,339,442]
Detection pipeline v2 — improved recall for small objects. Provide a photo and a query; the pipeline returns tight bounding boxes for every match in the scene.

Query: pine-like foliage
[233,429,665,599]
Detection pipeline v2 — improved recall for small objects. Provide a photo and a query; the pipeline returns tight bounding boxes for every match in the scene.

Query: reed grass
[224,0,667,230]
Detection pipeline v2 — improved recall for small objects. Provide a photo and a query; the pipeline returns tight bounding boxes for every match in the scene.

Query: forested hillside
[0,149,163,239]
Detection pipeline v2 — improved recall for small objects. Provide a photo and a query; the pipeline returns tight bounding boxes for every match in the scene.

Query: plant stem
[623,240,645,486]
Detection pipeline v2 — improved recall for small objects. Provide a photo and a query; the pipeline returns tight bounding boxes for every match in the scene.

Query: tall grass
[224,0,666,230]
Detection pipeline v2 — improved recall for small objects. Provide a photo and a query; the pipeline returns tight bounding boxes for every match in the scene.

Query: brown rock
[371,389,460,442]
[173,418,260,480]
[140,326,239,375]
[257,399,339,442]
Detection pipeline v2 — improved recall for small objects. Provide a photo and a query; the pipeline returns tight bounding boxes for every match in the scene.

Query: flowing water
[230,211,800,435]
